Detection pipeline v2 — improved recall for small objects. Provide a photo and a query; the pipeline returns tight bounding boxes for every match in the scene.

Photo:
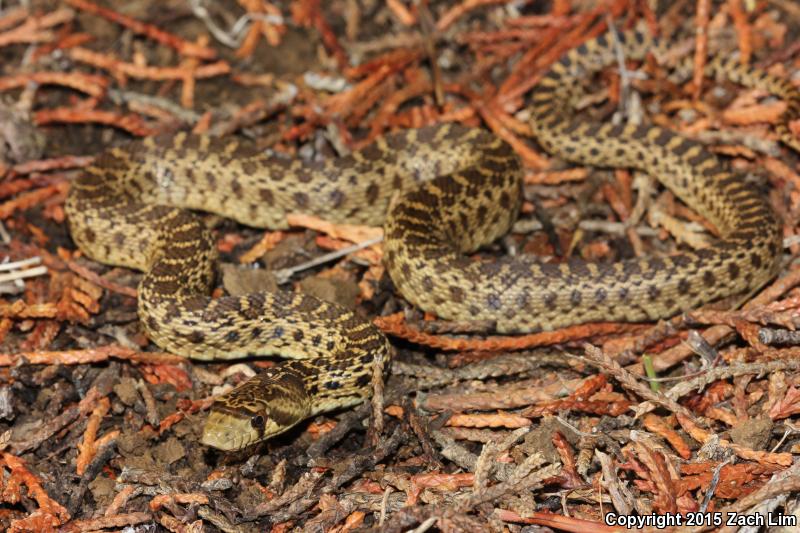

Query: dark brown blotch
[231,180,243,198]
[677,278,690,294]
[476,205,488,226]
[330,189,345,208]
[293,192,309,208]
[632,124,649,139]
[354,373,371,388]
[595,287,607,303]
[672,140,695,156]
[259,188,274,206]
[728,262,740,280]
[366,182,380,204]
[570,290,582,306]
[499,191,511,210]
[240,159,258,175]
[360,143,383,161]
[750,253,762,270]
[449,286,465,303]
[416,126,439,144]
[687,152,712,166]
[653,129,672,146]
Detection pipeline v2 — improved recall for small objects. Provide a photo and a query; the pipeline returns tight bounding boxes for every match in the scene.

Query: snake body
[65,28,798,451]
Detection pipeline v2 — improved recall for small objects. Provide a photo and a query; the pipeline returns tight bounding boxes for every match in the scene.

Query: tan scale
[66,28,798,450]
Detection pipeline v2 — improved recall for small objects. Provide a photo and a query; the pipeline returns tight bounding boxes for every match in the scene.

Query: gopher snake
[66,28,798,451]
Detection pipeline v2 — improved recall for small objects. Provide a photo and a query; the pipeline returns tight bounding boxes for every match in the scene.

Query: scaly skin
[65,27,797,451]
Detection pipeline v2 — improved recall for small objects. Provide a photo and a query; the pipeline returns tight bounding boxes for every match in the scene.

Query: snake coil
[66,27,797,450]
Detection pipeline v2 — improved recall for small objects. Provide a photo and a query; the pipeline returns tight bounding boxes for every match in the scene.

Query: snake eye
[250,414,266,433]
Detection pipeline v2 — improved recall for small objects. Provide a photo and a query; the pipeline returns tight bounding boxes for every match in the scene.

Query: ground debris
[1,0,800,531]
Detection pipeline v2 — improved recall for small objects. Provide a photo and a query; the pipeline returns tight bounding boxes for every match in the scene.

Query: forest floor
[2,0,800,531]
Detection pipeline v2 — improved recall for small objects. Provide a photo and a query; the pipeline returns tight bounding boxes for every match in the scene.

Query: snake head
[200,369,311,451]
[201,406,281,451]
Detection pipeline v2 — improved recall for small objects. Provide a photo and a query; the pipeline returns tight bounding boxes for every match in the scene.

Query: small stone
[0,387,14,421]
[730,417,773,451]
[88,476,117,509]
[112,377,140,407]
[221,264,277,296]
[299,276,360,309]
[153,436,186,465]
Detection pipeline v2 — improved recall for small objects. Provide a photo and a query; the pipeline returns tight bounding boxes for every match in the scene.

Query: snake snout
[201,410,260,451]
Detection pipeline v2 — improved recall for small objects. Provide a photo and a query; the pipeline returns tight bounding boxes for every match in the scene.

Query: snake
[65,27,799,451]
